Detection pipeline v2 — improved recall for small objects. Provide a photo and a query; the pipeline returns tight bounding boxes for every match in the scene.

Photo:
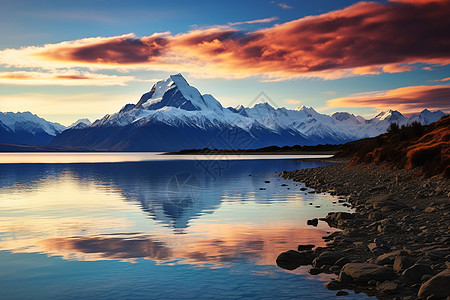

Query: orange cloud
[327,85,450,114]
[0,0,449,80]
[0,71,135,86]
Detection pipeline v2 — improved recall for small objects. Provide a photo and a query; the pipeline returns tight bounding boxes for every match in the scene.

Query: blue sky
[0,0,449,125]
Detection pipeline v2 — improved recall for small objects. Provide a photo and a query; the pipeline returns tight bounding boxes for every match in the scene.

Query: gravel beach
[278,159,450,299]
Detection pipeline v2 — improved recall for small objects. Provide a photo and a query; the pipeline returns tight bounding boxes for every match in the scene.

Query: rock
[336,290,349,296]
[330,266,342,274]
[276,250,314,270]
[377,281,398,294]
[378,224,401,234]
[339,263,395,283]
[368,243,378,252]
[418,268,450,299]
[394,255,415,272]
[307,218,319,226]
[309,268,321,275]
[264,181,270,183]
[424,206,437,213]
[298,244,315,251]
[421,274,433,282]
[376,250,406,265]
[368,241,389,254]
[368,211,383,220]
[368,280,377,286]
[313,251,344,268]
[259,188,266,190]
[335,257,350,267]
[324,280,343,290]
[426,248,450,259]
[401,264,432,283]
[300,187,307,191]
[367,194,393,209]
[281,184,287,186]
[325,212,354,223]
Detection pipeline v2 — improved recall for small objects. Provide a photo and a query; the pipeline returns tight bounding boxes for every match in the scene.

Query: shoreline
[164,151,339,155]
[278,160,450,299]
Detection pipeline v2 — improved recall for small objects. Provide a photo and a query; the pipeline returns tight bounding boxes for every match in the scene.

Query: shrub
[387,122,400,134]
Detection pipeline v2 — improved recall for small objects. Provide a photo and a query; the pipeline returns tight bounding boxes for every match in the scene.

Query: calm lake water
[0,153,372,299]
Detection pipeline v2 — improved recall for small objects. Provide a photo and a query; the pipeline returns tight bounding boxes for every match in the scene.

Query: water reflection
[0,159,349,269]
[34,225,332,267]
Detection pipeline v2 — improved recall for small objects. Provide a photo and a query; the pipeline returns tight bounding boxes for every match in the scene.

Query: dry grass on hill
[340,116,449,178]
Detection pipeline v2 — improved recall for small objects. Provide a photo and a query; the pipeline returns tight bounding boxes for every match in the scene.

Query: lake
[0,153,372,299]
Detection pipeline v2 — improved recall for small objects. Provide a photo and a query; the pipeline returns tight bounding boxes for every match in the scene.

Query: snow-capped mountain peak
[133,73,224,113]
[331,112,362,125]
[409,109,445,125]
[373,109,404,121]
[0,111,66,145]
[69,118,92,128]
[247,102,276,118]
[0,111,66,135]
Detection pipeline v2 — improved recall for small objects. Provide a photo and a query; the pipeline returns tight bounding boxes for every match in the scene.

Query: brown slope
[337,116,449,178]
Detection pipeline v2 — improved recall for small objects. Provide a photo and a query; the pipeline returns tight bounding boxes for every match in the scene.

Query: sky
[0,0,449,125]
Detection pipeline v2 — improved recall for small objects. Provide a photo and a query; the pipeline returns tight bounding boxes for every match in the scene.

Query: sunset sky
[0,0,449,125]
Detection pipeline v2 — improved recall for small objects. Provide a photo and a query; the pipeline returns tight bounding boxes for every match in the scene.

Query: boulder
[276,250,314,270]
[393,255,415,272]
[418,268,450,299]
[376,250,406,265]
[335,257,350,267]
[401,264,432,283]
[323,280,343,290]
[339,263,395,283]
[325,212,354,223]
[312,251,344,268]
[309,268,321,275]
[377,281,398,295]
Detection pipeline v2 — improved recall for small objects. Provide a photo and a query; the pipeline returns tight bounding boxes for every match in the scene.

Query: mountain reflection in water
[0,159,349,269]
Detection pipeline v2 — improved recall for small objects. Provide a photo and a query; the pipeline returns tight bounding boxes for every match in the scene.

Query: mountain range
[0,112,91,146]
[1,74,446,150]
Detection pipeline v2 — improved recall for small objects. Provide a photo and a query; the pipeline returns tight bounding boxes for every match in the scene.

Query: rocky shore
[278,159,450,299]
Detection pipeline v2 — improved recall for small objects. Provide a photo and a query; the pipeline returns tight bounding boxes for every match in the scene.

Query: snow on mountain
[0,112,65,135]
[50,74,448,151]
[408,109,445,125]
[69,118,92,129]
[0,111,66,145]
[134,74,224,114]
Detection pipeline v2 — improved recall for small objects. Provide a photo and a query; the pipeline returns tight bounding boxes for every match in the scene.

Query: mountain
[50,74,447,151]
[0,112,66,145]
[408,109,445,125]
[69,118,92,129]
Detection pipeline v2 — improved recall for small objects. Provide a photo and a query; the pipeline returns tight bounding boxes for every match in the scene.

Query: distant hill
[337,116,450,178]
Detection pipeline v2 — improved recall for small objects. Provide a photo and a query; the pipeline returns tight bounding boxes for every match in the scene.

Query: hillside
[337,116,449,178]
